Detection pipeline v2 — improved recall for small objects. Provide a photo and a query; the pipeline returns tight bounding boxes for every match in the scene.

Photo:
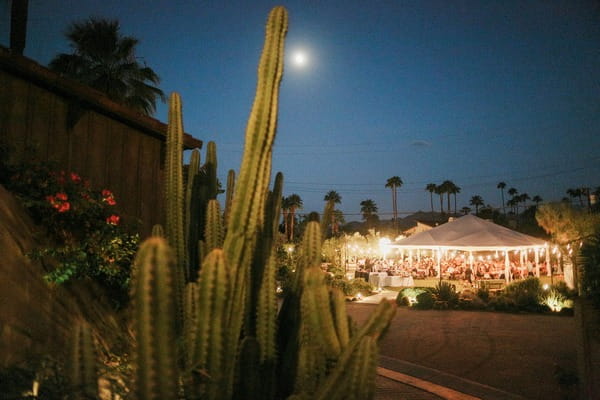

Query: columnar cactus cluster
[72,6,395,399]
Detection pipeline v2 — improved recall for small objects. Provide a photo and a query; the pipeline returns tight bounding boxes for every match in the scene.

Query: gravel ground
[348,303,577,400]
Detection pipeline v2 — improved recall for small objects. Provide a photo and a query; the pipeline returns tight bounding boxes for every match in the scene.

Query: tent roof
[392,214,547,251]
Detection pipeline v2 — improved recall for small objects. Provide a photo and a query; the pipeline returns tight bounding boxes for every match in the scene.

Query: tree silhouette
[323,190,342,236]
[425,183,437,213]
[385,176,403,230]
[469,195,484,216]
[49,18,165,115]
[497,182,507,214]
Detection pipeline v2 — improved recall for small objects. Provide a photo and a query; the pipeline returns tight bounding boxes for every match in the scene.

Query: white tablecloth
[368,272,388,287]
[384,276,414,287]
[369,273,414,287]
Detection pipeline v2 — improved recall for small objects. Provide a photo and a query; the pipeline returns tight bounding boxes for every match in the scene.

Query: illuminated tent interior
[389,215,548,282]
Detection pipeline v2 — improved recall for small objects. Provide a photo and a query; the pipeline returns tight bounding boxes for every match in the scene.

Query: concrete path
[348,300,577,400]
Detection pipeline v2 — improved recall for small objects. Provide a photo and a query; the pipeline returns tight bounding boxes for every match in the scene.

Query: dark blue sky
[2,1,599,220]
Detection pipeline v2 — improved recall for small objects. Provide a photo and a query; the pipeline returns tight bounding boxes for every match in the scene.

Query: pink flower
[106,215,120,225]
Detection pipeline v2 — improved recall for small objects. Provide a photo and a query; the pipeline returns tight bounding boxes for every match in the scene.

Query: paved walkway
[350,295,577,400]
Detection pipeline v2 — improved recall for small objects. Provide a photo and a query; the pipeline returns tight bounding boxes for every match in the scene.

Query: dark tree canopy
[49,18,166,115]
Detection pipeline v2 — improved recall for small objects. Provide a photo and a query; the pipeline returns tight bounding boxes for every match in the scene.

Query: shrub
[542,288,573,312]
[398,287,427,305]
[476,287,490,302]
[414,291,435,309]
[5,162,139,307]
[432,281,458,306]
[487,295,518,312]
[504,277,542,311]
[325,275,373,297]
[396,295,410,307]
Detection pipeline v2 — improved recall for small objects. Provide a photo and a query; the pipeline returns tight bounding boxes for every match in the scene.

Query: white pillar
[535,248,540,277]
[546,244,551,277]
[504,250,510,283]
[437,249,441,279]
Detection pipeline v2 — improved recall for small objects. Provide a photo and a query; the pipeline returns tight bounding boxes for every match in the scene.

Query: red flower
[102,189,116,206]
[106,215,120,225]
[70,172,81,183]
[55,192,68,201]
[57,202,70,213]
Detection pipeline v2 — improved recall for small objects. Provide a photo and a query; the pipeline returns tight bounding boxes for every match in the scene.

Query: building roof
[393,214,547,251]
[0,46,202,150]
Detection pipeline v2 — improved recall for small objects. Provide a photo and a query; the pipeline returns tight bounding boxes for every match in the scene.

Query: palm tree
[385,176,403,230]
[567,188,584,207]
[435,185,445,214]
[449,183,461,214]
[425,183,437,213]
[360,199,378,228]
[461,206,472,215]
[285,194,303,241]
[440,180,455,214]
[49,18,165,115]
[519,193,531,211]
[507,187,519,214]
[532,195,543,207]
[469,195,484,216]
[323,190,342,236]
[497,182,507,214]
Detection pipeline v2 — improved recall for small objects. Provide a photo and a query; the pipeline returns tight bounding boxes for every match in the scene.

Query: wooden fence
[0,47,202,236]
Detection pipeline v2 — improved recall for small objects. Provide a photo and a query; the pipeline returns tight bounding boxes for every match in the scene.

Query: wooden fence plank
[120,126,141,227]
[87,113,109,186]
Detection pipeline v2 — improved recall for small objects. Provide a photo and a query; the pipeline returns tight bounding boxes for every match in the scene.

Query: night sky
[2,1,599,221]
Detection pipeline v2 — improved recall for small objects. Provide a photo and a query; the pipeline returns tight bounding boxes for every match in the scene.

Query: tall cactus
[127,6,395,400]
[165,93,186,275]
[220,6,289,398]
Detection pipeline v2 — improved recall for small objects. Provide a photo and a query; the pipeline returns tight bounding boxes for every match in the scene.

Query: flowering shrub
[6,163,139,306]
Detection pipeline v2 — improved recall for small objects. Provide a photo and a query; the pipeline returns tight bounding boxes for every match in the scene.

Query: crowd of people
[353,254,551,285]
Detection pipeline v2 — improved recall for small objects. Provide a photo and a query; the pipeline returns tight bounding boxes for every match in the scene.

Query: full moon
[292,51,308,67]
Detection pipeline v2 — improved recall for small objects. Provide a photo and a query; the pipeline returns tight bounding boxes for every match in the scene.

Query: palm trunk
[430,193,434,213]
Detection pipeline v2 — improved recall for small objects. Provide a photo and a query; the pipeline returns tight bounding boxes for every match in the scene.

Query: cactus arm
[204,199,224,252]
[194,249,229,399]
[223,169,236,227]
[185,148,201,279]
[330,289,350,348]
[151,224,165,237]
[165,93,186,276]
[69,320,98,398]
[131,237,179,400]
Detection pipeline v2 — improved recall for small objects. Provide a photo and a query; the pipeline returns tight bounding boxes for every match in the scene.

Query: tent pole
[504,250,510,283]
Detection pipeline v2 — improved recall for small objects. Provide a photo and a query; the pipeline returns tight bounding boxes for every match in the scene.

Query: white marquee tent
[389,215,548,282]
